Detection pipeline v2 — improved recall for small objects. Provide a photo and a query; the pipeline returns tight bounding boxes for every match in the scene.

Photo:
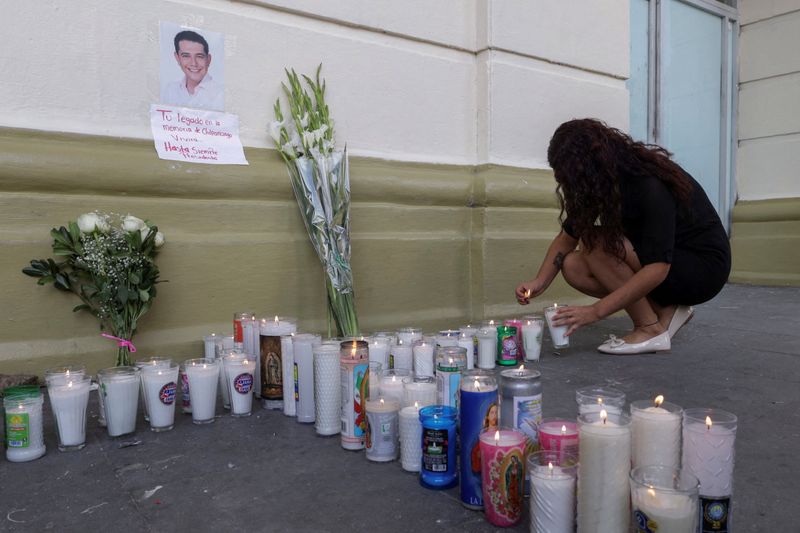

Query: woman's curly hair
[547,118,693,258]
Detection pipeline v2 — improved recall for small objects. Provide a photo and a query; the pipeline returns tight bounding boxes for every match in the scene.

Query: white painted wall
[0,0,629,170]
[738,1,800,200]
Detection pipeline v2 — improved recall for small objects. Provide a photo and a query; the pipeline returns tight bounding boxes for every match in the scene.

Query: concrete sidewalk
[1,283,797,532]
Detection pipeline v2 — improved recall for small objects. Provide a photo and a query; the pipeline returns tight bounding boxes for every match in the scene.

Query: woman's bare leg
[561,250,608,299]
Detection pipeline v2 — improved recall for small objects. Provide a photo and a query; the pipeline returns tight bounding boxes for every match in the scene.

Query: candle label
[180,371,191,409]
[388,354,394,369]
[340,362,368,445]
[513,394,542,446]
[159,382,177,405]
[234,319,243,343]
[482,446,525,525]
[496,326,519,365]
[700,496,730,532]
[233,373,253,394]
[366,411,398,458]
[5,413,30,448]
[422,428,450,472]
[260,335,283,400]
[293,362,299,401]
[460,389,499,508]
[436,371,462,408]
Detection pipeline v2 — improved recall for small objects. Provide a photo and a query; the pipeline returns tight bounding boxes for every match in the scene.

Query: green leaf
[22,266,43,277]
[138,289,150,302]
[73,304,90,313]
[117,284,129,304]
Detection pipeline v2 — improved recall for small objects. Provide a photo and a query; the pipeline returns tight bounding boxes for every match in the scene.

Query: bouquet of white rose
[268,65,359,336]
[23,212,165,366]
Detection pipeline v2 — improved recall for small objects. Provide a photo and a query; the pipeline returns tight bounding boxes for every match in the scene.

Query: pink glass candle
[538,419,579,461]
[479,428,527,527]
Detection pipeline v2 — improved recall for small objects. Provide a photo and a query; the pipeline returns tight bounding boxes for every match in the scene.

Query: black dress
[563,173,731,306]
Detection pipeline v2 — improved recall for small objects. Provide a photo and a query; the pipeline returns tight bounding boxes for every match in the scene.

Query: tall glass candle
[368,336,390,369]
[4,392,46,462]
[435,346,467,408]
[399,401,423,472]
[259,316,297,410]
[544,304,570,349]
[241,315,256,356]
[457,332,475,370]
[293,333,321,423]
[403,375,436,407]
[313,341,341,436]
[98,366,140,437]
[396,327,423,347]
[365,396,400,462]
[435,330,460,348]
[480,428,527,527]
[203,333,220,360]
[179,364,191,414]
[499,366,543,447]
[538,419,579,463]
[630,466,699,533]
[575,385,626,416]
[389,340,413,371]
[47,376,91,451]
[502,318,525,360]
[459,370,498,510]
[419,405,458,490]
[233,311,253,352]
[476,326,497,369]
[631,395,683,470]
[223,354,256,417]
[140,363,179,432]
[281,335,296,416]
[340,340,369,450]
[529,451,578,533]
[184,358,219,425]
[521,316,544,362]
[496,325,520,366]
[682,408,737,533]
[577,410,632,533]
[368,362,382,400]
[135,357,172,422]
[253,318,265,397]
[379,369,410,404]
[214,350,234,411]
[412,341,435,377]
[44,364,86,386]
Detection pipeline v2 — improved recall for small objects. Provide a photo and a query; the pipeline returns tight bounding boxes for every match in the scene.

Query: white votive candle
[521,317,544,362]
[379,369,410,404]
[4,393,46,462]
[577,410,631,533]
[47,376,91,451]
[293,333,321,423]
[184,358,220,425]
[140,363,179,432]
[544,304,569,349]
[457,333,475,369]
[403,376,437,407]
[281,335,296,416]
[412,341,435,377]
[476,327,497,369]
[223,354,256,417]
[368,337,390,369]
[631,396,683,470]
[390,341,413,371]
[365,396,400,462]
[399,402,423,471]
[314,342,342,436]
[630,466,699,533]
[529,452,578,533]
[98,366,140,437]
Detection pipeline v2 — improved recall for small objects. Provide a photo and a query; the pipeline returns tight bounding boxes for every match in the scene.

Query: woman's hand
[515,278,547,305]
[552,304,602,336]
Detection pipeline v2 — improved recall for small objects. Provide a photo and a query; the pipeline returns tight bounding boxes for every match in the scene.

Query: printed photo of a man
[160,23,224,111]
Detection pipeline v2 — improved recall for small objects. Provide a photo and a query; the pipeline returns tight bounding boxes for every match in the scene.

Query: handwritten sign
[150,104,248,165]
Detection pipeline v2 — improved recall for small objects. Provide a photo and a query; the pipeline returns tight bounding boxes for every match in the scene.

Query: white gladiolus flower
[300,112,309,129]
[281,142,297,158]
[313,125,328,142]
[268,120,284,144]
[154,231,165,248]
[289,131,302,149]
[302,131,316,148]
[77,213,100,233]
[122,215,146,232]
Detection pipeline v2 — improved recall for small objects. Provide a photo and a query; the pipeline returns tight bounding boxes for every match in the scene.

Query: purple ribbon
[101,333,137,353]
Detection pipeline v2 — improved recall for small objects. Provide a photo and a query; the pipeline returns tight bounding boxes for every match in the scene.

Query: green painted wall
[0,128,588,375]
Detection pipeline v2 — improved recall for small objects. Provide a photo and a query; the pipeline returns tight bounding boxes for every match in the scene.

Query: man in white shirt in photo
[162,30,224,111]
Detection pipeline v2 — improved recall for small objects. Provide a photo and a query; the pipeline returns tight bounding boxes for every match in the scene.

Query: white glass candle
[141,363,179,432]
[521,316,544,362]
[203,333,219,359]
[396,327,423,347]
[4,393,46,462]
[47,376,91,450]
[577,410,631,533]
[399,402,423,471]
[314,342,341,436]
[390,341,413,371]
[412,341,435,377]
[241,316,256,356]
[293,333,321,423]
[575,385,626,416]
[98,366,140,437]
[135,357,172,422]
[368,362,382,400]
[379,369,410,404]
[529,452,578,533]
[222,335,234,352]
[368,336,390,369]
[545,304,569,349]
[365,396,400,462]
[403,376,437,407]
[457,333,475,369]
[223,354,256,417]
[259,316,297,410]
[476,327,497,369]
[281,335,296,416]
[44,364,86,385]
[631,396,683,470]
[630,466,699,533]
[184,358,220,425]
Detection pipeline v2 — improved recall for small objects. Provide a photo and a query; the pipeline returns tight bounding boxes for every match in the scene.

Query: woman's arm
[515,230,578,304]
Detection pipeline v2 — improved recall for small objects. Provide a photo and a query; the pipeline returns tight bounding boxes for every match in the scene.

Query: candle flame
[647,486,656,498]
[68,381,73,389]
[65,369,70,377]
[561,424,567,435]
[489,320,495,326]
[600,409,608,424]
[380,398,385,406]
[706,416,713,430]
[654,395,664,407]
[414,401,419,409]
[548,462,554,473]
[391,376,396,383]
[553,302,558,308]
[448,357,453,365]
[519,364,524,371]
[474,378,480,390]
[597,397,604,405]
[494,430,500,443]
[274,315,279,323]
[524,289,531,298]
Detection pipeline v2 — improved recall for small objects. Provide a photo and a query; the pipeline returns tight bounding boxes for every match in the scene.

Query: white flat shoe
[667,306,694,339]
[597,332,671,355]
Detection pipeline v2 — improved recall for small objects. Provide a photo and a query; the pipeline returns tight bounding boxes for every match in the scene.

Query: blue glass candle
[419,405,458,490]
[459,370,498,509]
